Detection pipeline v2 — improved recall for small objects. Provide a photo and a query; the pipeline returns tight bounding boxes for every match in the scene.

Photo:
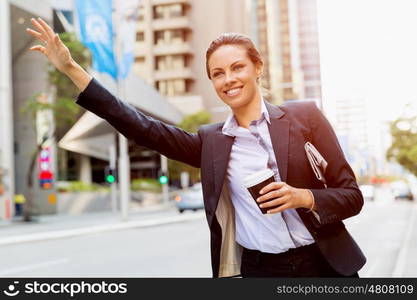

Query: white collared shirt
[222,99,315,253]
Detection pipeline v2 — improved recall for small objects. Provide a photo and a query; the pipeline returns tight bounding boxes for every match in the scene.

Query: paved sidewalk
[0,202,205,246]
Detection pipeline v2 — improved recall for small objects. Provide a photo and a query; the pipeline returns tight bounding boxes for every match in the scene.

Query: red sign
[38,147,54,189]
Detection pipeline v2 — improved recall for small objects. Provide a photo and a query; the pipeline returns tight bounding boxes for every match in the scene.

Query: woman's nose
[224,72,237,85]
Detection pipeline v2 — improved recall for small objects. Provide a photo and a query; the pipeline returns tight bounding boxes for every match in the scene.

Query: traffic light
[105,166,116,184]
[158,172,168,184]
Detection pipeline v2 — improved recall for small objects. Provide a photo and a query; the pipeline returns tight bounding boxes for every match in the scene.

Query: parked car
[174,183,204,213]
[391,181,414,201]
[359,184,376,201]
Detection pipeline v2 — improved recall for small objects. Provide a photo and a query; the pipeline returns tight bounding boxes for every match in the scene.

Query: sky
[317,0,417,122]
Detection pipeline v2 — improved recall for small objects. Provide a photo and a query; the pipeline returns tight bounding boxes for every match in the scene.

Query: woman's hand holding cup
[256,181,314,214]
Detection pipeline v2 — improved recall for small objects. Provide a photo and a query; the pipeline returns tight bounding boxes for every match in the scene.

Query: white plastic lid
[243,168,275,188]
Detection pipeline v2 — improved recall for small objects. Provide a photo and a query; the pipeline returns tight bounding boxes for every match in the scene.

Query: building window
[153,4,184,20]
[154,30,165,45]
[155,55,185,71]
[172,55,185,69]
[153,5,164,19]
[135,56,145,64]
[138,6,144,21]
[155,56,167,70]
[171,29,184,43]
[156,79,187,96]
[154,30,185,45]
[136,31,144,42]
[169,4,183,18]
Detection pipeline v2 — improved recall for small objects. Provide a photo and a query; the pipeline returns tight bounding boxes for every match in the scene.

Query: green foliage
[387,116,417,176]
[23,32,91,132]
[57,181,108,193]
[131,178,162,192]
[178,111,211,133]
[168,111,211,182]
[49,33,91,101]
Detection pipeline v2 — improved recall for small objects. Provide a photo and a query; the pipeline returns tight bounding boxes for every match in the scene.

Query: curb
[0,212,205,246]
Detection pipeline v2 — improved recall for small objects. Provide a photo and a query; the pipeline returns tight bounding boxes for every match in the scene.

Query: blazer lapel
[212,132,235,200]
[265,102,289,182]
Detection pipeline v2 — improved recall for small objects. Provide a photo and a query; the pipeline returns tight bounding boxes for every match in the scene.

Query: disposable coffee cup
[243,168,277,214]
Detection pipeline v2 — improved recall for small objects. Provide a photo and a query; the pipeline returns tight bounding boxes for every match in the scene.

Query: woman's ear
[256,62,263,81]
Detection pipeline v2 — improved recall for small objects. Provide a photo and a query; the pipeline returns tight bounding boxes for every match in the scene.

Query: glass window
[156,79,186,96]
[135,56,145,64]
[169,4,183,17]
[156,80,167,95]
[155,56,167,70]
[153,5,164,19]
[173,79,185,95]
[172,55,184,69]
[171,29,183,44]
[136,31,144,42]
[154,30,165,45]
[138,6,144,21]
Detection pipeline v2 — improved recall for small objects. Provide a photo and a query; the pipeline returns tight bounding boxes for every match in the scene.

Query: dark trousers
[240,243,359,278]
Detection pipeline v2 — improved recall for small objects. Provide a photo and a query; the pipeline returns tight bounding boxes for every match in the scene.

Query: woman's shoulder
[198,122,224,135]
[277,100,320,120]
[280,100,318,112]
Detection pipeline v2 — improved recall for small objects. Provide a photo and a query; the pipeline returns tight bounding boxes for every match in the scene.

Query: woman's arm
[77,78,202,168]
[26,17,202,168]
[307,102,364,225]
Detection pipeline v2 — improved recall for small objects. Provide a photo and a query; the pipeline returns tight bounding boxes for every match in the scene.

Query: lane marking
[0,258,69,276]
[0,212,205,246]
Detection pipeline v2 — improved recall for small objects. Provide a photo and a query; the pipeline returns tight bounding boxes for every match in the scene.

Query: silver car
[174,183,205,213]
[391,181,414,201]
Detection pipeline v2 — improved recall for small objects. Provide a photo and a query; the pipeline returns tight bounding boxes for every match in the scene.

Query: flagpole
[115,1,131,221]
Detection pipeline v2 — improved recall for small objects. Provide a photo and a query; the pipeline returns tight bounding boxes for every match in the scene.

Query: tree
[21,32,91,221]
[168,111,211,186]
[386,115,417,177]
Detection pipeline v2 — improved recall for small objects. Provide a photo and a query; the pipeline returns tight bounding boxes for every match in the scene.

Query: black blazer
[77,78,366,277]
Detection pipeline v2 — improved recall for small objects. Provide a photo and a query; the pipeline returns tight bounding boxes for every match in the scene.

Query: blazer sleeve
[76,78,202,168]
[306,102,364,225]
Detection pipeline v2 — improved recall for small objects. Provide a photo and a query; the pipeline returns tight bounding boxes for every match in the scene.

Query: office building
[251,0,322,106]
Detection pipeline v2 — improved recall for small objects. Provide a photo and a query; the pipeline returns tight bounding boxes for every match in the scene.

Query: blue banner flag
[75,0,117,79]
[116,0,141,79]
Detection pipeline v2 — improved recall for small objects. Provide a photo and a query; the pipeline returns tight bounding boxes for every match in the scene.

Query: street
[0,186,416,277]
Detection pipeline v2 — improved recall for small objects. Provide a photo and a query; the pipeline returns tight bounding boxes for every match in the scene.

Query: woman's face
[208,45,262,110]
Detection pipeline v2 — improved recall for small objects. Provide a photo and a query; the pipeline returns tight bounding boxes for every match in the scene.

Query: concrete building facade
[251,0,322,106]
[132,0,252,122]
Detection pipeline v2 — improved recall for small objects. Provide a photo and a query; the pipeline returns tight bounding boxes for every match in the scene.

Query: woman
[26,18,366,278]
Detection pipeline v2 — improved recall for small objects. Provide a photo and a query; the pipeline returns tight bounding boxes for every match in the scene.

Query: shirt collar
[222,99,271,137]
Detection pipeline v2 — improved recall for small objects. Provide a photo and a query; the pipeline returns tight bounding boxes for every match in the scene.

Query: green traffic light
[159,175,168,184]
[106,174,116,183]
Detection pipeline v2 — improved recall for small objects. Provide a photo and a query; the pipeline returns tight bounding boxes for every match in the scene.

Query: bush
[57,181,108,193]
[131,178,162,193]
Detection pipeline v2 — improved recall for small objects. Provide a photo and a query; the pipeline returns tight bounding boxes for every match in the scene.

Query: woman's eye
[213,72,222,78]
[234,65,244,70]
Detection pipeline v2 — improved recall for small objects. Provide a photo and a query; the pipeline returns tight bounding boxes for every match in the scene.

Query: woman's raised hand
[26,17,73,74]
[25,17,92,91]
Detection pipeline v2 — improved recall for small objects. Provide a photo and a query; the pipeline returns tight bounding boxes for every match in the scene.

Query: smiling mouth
[224,86,243,97]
